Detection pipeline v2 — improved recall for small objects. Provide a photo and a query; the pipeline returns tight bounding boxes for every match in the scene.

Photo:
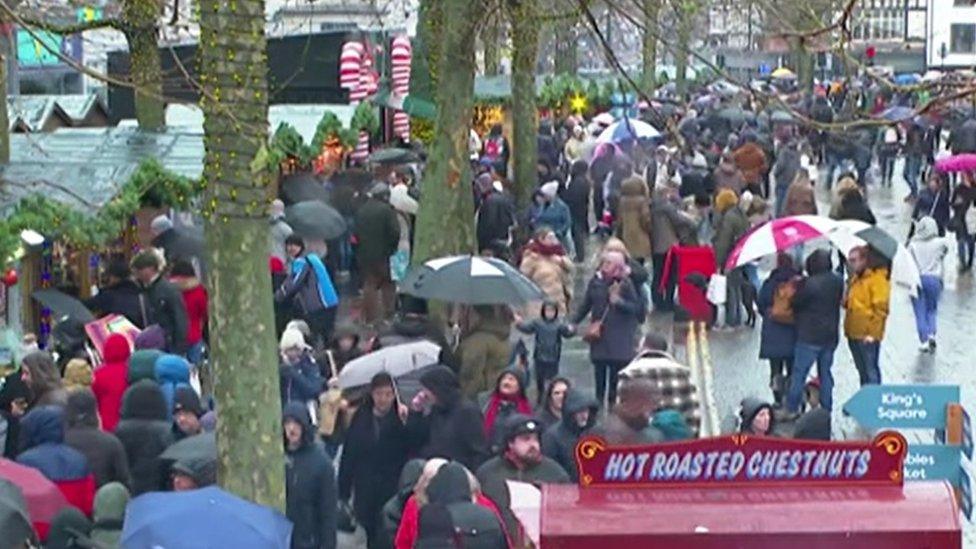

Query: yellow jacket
[844,268,891,341]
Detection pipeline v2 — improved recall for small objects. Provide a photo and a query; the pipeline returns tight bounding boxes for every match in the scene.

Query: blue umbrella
[880,106,915,122]
[893,73,921,85]
[121,487,293,549]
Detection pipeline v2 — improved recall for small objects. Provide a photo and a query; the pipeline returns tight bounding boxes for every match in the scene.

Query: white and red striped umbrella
[725,215,839,271]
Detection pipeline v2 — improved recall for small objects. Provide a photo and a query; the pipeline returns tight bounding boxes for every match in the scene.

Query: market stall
[540,432,962,548]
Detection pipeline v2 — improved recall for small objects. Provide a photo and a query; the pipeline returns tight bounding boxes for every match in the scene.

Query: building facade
[927,0,976,67]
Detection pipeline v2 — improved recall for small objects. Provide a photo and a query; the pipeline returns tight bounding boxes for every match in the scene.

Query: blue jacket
[154,354,191,421]
[531,198,572,237]
[757,267,799,360]
[280,355,323,406]
[17,406,90,481]
[276,254,339,316]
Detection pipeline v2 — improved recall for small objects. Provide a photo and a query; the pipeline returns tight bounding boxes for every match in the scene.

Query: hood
[20,405,65,448]
[47,507,92,549]
[793,408,831,441]
[560,388,599,432]
[65,389,99,429]
[173,386,204,417]
[93,482,130,524]
[494,365,528,399]
[331,323,361,348]
[102,334,131,364]
[398,458,427,494]
[155,354,191,385]
[120,380,169,421]
[570,159,588,177]
[282,401,314,448]
[620,176,647,197]
[419,365,461,409]
[714,189,739,213]
[914,216,939,241]
[128,350,163,384]
[651,409,692,441]
[0,372,31,410]
[739,397,773,434]
[170,275,201,291]
[134,326,166,351]
[426,462,471,505]
[21,351,61,399]
[171,454,217,488]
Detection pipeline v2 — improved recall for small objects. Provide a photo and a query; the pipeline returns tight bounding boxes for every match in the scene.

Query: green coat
[712,207,749,269]
[354,198,401,268]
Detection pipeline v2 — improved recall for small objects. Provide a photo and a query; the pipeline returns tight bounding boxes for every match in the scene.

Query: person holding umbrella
[844,246,891,386]
[951,172,976,271]
[276,235,340,349]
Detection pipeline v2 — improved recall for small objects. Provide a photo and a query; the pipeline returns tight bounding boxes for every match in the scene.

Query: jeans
[904,156,922,197]
[879,151,896,184]
[957,231,975,269]
[742,263,760,291]
[186,341,205,366]
[593,360,628,408]
[848,339,882,386]
[724,268,744,327]
[651,253,675,311]
[786,341,836,412]
[911,275,943,343]
[775,184,788,217]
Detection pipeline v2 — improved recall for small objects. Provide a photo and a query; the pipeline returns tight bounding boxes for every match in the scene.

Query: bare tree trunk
[641,0,659,92]
[482,15,501,76]
[0,33,10,163]
[674,1,693,99]
[411,0,444,103]
[553,20,576,74]
[508,0,540,208]
[198,0,285,510]
[122,0,164,129]
[791,37,815,91]
[412,0,483,263]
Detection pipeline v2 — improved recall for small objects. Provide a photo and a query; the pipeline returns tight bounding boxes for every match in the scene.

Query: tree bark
[122,0,165,129]
[412,0,482,264]
[481,15,501,76]
[198,0,285,510]
[553,20,576,74]
[641,0,659,93]
[674,0,693,99]
[791,37,815,91]
[411,0,444,104]
[508,0,540,208]
[0,33,10,164]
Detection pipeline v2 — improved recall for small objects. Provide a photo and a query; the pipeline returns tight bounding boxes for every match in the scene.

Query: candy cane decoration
[340,40,377,162]
[390,36,412,141]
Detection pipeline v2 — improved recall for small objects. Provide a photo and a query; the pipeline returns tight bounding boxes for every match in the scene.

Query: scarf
[526,239,566,257]
[483,391,533,439]
[292,255,339,308]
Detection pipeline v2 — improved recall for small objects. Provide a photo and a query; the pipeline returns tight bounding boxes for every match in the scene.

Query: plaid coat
[619,350,702,437]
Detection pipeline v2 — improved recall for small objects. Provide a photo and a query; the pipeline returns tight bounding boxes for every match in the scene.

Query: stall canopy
[7,94,109,133]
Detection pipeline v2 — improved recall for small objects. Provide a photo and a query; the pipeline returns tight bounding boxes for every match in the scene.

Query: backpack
[484,137,503,160]
[769,279,797,324]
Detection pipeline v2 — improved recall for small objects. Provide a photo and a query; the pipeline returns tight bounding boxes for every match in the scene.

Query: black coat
[284,402,337,549]
[337,404,408,529]
[64,427,131,489]
[792,272,844,348]
[86,280,144,329]
[541,389,598,481]
[476,193,517,248]
[571,275,642,363]
[405,367,489,472]
[114,381,174,495]
[138,277,189,354]
[560,167,591,230]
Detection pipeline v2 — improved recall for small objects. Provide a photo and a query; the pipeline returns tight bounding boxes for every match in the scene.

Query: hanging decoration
[2,268,17,287]
[390,35,413,141]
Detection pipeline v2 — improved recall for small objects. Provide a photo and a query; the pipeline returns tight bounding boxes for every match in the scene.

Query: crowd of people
[3,71,975,548]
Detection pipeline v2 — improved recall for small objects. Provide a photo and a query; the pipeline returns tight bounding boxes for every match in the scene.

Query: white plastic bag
[706,274,727,305]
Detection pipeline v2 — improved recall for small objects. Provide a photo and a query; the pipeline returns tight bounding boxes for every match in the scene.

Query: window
[955,0,975,6]
[951,24,976,53]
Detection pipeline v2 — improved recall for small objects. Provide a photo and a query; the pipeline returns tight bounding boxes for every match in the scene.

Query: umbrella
[725,216,840,270]
[31,289,95,323]
[828,221,921,293]
[879,106,915,122]
[934,153,976,173]
[368,148,420,165]
[596,118,661,144]
[160,432,216,463]
[766,110,796,124]
[592,112,615,126]
[401,255,545,305]
[893,73,921,85]
[154,226,205,264]
[716,107,754,127]
[337,340,442,390]
[121,486,293,549]
[771,67,795,79]
[922,70,943,82]
[506,480,541,548]
[0,459,68,541]
[280,173,330,205]
[0,479,35,547]
[285,200,347,241]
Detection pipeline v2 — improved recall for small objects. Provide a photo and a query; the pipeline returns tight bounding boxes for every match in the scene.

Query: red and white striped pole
[390,35,412,142]
[351,46,378,162]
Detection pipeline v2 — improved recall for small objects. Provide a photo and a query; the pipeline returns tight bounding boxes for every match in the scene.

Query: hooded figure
[46,506,92,549]
[614,176,653,260]
[0,371,30,458]
[542,389,598,480]
[17,406,95,515]
[425,463,507,549]
[380,459,426,546]
[21,351,67,408]
[561,159,591,260]
[133,325,167,351]
[114,380,173,495]
[793,408,831,440]
[481,367,534,453]
[739,397,774,436]
[406,365,489,472]
[64,389,131,489]
[169,260,208,358]
[458,306,511,398]
[89,482,130,548]
[153,354,191,421]
[283,401,337,549]
[270,199,295,262]
[91,334,131,432]
[127,349,162,384]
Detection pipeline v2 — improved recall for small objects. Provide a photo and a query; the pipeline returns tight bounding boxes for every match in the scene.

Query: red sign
[575,431,907,489]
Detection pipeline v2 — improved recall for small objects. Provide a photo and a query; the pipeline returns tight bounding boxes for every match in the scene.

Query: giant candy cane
[390,36,412,141]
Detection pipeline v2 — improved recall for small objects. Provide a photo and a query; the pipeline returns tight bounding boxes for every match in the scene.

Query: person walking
[912,173,951,236]
[114,380,173,495]
[757,254,799,407]
[571,251,642,409]
[90,334,131,433]
[952,173,976,271]
[354,183,401,325]
[338,374,408,548]
[560,159,591,262]
[773,139,801,217]
[785,250,844,414]
[650,185,695,311]
[738,397,774,436]
[85,260,143,328]
[476,181,517,255]
[782,169,818,217]
[844,247,891,387]
[276,235,340,348]
[590,377,666,445]
[480,368,534,453]
[909,217,948,353]
[531,182,573,252]
[283,401,337,549]
[63,389,131,489]
[535,377,570,430]
[277,328,323,408]
[18,406,96,515]
[614,176,653,265]
[130,251,189,355]
[541,388,599,480]
[457,305,512,398]
[712,189,750,328]
[21,351,68,409]
[518,229,574,317]
[514,302,574,403]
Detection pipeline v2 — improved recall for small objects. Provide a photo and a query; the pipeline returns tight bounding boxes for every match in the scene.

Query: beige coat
[615,177,653,260]
[519,249,574,315]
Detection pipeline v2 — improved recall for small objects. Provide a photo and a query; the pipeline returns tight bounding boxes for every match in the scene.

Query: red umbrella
[0,459,68,541]
[934,153,976,173]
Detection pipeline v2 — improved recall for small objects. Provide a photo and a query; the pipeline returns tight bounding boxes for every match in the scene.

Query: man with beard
[476,414,569,546]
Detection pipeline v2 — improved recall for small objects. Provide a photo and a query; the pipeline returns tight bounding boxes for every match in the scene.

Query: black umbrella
[0,479,34,548]
[368,148,419,166]
[401,255,545,305]
[160,432,216,463]
[285,201,348,241]
[280,173,330,205]
[31,289,95,323]
[153,226,205,264]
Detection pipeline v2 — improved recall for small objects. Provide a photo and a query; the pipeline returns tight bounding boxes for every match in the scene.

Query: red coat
[172,276,208,346]
[91,334,131,432]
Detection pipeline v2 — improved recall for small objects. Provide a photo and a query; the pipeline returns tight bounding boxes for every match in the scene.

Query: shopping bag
[85,314,141,358]
[706,274,727,305]
[390,249,410,282]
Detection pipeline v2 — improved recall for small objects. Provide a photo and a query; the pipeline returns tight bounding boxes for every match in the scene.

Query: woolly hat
[540,181,560,199]
[279,328,309,352]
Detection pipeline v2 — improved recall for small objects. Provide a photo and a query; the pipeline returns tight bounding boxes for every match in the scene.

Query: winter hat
[793,408,831,441]
[171,454,217,488]
[128,349,162,383]
[0,370,31,409]
[419,365,461,407]
[426,462,472,505]
[150,215,173,236]
[492,180,504,193]
[173,385,204,417]
[90,482,129,547]
[540,181,560,199]
[503,413,543,444]
[46,506,92,549]
[285,320,312,340]
[65,389,99,429]
[270,199,285,218]
[63,359,93,392]
[134,325,166,351]
[279,328,310,352]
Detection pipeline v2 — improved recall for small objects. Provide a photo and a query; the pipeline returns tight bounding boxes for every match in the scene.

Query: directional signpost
[843,384,959,430]
[904,445,962,484]
[961,467,973,520]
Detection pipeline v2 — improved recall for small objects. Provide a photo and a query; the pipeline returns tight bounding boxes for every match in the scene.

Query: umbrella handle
[325,350,338,379]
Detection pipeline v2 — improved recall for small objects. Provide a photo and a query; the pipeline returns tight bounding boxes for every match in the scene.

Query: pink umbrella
[0,459,69,541]
[934,153,976,173]
[725,215,839,271]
